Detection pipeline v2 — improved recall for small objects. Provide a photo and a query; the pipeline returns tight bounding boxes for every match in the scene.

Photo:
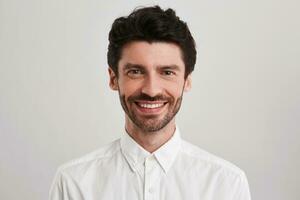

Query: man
[49,6,251,200]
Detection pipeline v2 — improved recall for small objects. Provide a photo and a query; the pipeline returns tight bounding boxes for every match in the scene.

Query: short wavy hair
[107,6,197,78]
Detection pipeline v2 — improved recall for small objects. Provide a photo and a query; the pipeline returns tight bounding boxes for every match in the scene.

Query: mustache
[128,93,170,102]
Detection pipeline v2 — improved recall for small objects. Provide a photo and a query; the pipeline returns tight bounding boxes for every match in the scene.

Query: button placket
[144,156,156,200]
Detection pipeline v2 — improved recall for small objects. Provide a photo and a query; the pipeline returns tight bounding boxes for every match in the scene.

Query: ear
[108,67,118,91]
[183,74,192,92]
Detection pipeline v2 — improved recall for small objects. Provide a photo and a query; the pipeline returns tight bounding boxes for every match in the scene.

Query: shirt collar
[120,126,182,174]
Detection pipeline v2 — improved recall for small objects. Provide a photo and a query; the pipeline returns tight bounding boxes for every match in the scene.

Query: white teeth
[139,103,164,109]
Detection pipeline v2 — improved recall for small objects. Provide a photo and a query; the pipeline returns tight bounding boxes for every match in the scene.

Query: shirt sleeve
[49,170,64,200]
[233,171,251,200]
[48,169,84,200]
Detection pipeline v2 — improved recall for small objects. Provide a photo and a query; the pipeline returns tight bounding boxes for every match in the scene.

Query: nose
[141,74,162,97]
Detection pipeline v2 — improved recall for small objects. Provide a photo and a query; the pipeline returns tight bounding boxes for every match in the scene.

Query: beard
[118,91,183,133]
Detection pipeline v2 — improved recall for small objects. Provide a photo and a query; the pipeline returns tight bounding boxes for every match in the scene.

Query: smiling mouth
[134,101,168,113]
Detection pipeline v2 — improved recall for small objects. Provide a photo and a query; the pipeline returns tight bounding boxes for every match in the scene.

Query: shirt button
[148,187,154,193]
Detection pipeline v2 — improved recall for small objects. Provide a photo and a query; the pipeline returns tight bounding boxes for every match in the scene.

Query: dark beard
[119,92,183,133]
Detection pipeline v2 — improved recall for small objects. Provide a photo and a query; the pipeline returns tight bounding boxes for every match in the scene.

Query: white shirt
[49,127,251,200]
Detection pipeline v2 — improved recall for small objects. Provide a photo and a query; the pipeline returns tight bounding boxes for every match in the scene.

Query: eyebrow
[158,65,181,71]
[123,63,181,71]
[123,63,144,71]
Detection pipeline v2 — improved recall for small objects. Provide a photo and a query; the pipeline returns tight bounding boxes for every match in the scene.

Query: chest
[77,160,234,200]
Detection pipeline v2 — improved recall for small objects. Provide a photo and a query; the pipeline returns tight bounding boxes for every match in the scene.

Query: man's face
[109,41,191,133]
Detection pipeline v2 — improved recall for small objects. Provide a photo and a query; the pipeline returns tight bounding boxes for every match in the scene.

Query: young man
[49,6,251,200]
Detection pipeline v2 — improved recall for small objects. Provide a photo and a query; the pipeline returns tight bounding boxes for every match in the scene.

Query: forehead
[118,41,185,70]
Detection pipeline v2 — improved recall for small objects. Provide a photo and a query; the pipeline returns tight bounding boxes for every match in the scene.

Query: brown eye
[162,70,175,76]
[129,69,139,74]
[127,69,144,77]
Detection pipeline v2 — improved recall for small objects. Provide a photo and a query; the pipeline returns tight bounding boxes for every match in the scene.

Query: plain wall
[0,0,299,199]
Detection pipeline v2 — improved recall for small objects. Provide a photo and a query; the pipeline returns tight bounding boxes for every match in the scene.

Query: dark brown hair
[107,6,197,78]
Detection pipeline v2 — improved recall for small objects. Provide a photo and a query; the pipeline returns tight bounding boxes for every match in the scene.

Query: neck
[125,118,176,153]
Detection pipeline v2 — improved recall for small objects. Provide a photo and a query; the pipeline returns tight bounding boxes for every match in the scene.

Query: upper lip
[134,100,167,104]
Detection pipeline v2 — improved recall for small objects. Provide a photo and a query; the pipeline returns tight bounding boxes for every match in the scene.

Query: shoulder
[178,139,251,199]
[56,139,121,177]
[180,139,246,179]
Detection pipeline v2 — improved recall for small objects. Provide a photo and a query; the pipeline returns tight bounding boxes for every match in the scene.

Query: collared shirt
[49,127,251,200]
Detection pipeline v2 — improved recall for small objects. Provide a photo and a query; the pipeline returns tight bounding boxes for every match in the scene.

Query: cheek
[119,79,144,95]
[165,82,185,97]
[118,86,140,101]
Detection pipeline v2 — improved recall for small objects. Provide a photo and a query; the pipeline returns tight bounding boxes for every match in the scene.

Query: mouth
[134,101,168,114]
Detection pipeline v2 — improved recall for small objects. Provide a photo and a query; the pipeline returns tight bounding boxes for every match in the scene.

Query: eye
[127,69,144,77]
[162,70,175,76]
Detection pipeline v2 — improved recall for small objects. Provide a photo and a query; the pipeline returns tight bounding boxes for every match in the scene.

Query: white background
[0,0,299,199]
